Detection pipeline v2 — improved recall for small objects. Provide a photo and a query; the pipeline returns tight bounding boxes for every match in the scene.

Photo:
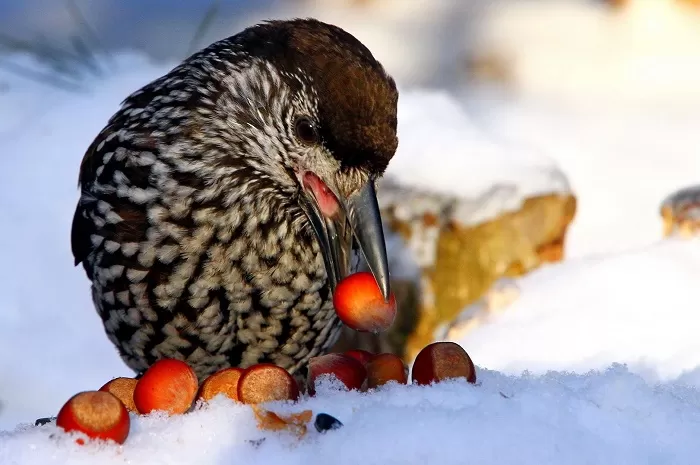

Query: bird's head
[194,18,399,300]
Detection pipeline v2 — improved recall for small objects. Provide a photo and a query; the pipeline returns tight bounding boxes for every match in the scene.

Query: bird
[70,18,399,382]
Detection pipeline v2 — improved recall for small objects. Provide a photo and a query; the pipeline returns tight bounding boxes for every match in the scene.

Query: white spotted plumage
[72,19,399,381]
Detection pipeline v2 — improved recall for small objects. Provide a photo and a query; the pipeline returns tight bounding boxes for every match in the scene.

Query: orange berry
[56,391,130,445]
[333,272,397,333]
[133,358,198,415]
[198,367,244,403]
[237,364,299,404]
[99,377,138,412]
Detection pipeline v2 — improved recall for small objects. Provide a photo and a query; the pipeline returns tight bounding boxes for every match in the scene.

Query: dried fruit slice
[198,367,243,403]
[343,349,374,367]
[237,364,299,404]
[56,391,130,445]
[252,405,312,437]
[307,353,367,394]
[411,342,477,385]
[99,377,138,412]
[366,353,408,388]
[333,272,397,333]
[133,358,198,415]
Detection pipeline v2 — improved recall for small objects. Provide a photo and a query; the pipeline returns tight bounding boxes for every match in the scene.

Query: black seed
[314,413,343,433]
[35,416,56,426]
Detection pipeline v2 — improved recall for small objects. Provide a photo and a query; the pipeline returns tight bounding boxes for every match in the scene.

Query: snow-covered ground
[2,0,700,462]
[449,238,700,382]
[5,370,700,465]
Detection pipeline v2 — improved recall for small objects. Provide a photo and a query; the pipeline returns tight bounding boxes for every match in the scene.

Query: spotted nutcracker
[71,18,398,381]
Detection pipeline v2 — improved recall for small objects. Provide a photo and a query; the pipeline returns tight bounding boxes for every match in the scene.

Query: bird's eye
[294,117,319,145]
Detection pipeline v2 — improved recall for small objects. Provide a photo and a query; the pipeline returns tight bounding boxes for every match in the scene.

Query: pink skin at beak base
[302,172,341,218]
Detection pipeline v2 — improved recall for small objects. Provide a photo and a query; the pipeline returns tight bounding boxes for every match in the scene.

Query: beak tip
[379,276,391,302]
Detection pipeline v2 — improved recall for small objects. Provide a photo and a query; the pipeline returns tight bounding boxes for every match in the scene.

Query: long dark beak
[302,180,391,301]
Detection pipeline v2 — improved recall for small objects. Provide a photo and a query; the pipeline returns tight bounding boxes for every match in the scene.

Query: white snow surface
[386,90,569,225]
[4,371,700,465]
[467,94,700,258]
[453,238,700,383]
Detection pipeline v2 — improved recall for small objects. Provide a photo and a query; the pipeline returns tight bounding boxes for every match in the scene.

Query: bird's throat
[302,172,341,218]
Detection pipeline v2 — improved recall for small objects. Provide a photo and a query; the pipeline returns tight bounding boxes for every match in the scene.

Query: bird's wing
[70,123,154,273]
[71,197,94,268]
[71,125,116,270]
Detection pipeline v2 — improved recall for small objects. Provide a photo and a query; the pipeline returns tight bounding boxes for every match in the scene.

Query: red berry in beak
[333,272,397,333]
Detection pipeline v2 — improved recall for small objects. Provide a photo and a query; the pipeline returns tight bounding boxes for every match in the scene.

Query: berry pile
[49,271,478,446]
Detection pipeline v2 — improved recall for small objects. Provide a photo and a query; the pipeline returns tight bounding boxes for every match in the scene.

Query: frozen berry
[333,272,397,333]
[56,391,130,445]
[133,358,198,415]
[411,342,477,385]
[237,364,299,404]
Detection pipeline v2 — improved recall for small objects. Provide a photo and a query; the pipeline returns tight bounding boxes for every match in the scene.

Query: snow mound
[3,368,700,465]
[387,91,570,226]
[453,238,700,383]
[469,94,700,258]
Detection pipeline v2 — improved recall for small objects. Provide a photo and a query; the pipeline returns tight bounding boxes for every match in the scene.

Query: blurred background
[3,0,700,101]
[2,0,700,431]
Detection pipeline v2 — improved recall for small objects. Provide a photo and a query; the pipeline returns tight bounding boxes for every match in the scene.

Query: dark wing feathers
[70,123,154,270]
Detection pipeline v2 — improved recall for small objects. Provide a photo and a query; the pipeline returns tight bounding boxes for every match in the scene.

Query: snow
[385,90,570,226]
[468,96,700,258]
[2,1,700,461]
[3,369,700,465]
[0,54,170,433]
[449,238,700,383]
